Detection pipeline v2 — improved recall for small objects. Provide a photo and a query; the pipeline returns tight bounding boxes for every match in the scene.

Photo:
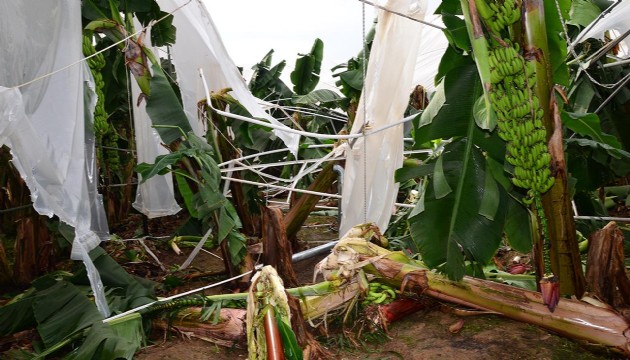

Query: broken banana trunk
[328,233,630,357]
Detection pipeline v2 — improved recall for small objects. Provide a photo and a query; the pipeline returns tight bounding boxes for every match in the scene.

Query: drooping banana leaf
[145,63,191,144]
[566,0,600,30]
[409,139,508,280]
[64,320,140,360]
[0,246,154,359]
[562,111,623,149]
[290,38,324,95]
[4,280,103,348]
[292,89,342,107]
[249,52,292,100]
[408,64,509,280]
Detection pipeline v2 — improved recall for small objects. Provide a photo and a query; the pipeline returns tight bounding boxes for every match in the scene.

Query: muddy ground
[115,214,618,360]
[0,212,621,359]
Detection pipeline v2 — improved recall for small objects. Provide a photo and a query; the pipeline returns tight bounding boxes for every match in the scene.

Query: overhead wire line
[357,0,445,30]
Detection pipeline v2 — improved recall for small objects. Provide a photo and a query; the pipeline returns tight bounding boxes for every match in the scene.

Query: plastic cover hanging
[157,0,300,155]
[574,0,630,57]
[0,1,110,315]
[413,1,448,93]
[339,0,428,235]
[131,23,182,218]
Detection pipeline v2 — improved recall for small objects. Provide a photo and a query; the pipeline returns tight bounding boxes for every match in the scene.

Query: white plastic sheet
[340,0,428,235]
[157,0,300,155]
[0,1,110,315]
[131,23,182,218]
[574,0,630,57]
[413,12,448,92]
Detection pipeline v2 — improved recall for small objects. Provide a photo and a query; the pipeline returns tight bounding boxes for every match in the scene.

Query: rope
[104,266,259,323]
[357,0,445,30]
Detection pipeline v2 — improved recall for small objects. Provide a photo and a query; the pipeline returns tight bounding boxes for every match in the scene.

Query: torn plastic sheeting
[0,1,110,316]
[131,20,182,219]
[340,0,428,236]
[574,1,630,56]
[157,0,300,156]
[413,13,448,93]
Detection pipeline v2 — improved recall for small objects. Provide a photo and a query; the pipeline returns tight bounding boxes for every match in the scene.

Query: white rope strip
[357,0,445,30]
[219,158,335,173]
[222,176,342,199]
[222,175,418,210]
[233,160,315,183]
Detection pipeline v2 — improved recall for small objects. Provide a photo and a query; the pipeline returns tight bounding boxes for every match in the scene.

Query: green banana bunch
[486,39,554,204]
[83,35,121,172]
[488,43,524,84]
[83,35,108,137]
[475,0,521,34]
[362,282,397,306]
[476,0,556,289]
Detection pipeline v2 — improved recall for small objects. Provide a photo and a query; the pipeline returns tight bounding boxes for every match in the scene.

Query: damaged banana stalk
[464,0,558,310]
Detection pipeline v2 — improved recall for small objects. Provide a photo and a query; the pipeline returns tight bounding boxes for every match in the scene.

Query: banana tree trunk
[522,0,585,297]
[283,161,338,240]
[336,238,630,357]
[208,95,262,237]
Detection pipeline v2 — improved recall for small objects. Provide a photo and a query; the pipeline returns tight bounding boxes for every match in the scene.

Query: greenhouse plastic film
[131,22,182,219]
[157,0,300,155]
[413,12,448,93]
[574,1,630,56]
[0,1,109,316]
[340,0,428,235]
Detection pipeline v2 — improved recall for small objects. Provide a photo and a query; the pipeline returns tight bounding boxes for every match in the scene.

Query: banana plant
[402,0,596,301]
[83,0,191,145]
[135,131,247,273]
[397,59,530,281]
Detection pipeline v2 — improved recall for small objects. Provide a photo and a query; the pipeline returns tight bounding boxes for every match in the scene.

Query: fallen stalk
[334,238,630,356]
[141,279,358,321]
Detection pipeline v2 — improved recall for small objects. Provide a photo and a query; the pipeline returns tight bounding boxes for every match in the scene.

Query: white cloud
[204,0,367,89]
[203,0,446,91]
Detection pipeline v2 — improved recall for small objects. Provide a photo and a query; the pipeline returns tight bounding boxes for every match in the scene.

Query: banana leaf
[408,63,509,280]
[0,280,104,348]
[562,111,623,149]
[292,89,342,107]
[65,319,142,360]
[290,38,323,95]
[408,139,508,280]
[145,63,191,144]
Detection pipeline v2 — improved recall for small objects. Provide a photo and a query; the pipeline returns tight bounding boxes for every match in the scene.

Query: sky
[204,0,369,90]
[203,0,446,92]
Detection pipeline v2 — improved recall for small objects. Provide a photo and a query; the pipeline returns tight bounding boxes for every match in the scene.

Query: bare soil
[123,214,616,360]
[136,310,611,360]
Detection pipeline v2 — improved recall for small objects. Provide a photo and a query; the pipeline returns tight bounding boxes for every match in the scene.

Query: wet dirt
[129,214,615,360]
